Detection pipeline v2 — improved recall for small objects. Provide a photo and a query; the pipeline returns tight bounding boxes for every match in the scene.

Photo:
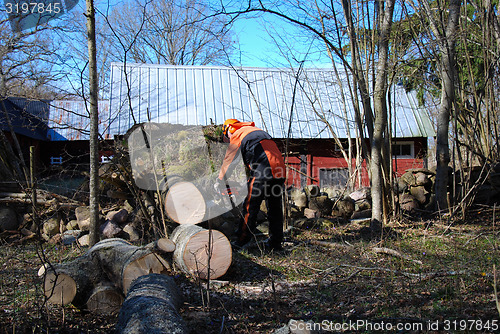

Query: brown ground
[1,207,499,333]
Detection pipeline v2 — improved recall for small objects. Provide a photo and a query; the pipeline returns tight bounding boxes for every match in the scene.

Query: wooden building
[107,63,435,189]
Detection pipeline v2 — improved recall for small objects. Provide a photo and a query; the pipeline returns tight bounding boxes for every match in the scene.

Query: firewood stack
[396,168,436,212]
[288,185,369,221]
[288,168,439,221]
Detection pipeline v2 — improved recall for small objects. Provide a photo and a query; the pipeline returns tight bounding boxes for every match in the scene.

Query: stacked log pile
[396,168,436,212]
[288,185,369,221]
[288,169,438,221]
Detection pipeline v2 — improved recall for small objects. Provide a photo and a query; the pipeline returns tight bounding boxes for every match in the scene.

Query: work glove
[213,179,223,194]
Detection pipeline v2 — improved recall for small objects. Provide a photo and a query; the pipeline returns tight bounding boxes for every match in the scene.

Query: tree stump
[170,224,232,280]
[115,274,187,334]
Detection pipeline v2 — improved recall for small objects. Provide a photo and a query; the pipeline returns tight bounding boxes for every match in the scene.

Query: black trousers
[237,177,285,246]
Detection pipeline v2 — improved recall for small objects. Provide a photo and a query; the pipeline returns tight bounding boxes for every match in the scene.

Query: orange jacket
[218,124,285,181]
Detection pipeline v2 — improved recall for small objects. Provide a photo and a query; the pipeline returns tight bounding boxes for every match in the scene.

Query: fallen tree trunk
[89,238,171,294]
[43,238,174,307]
[116,273,187,334]
[170,224,232,280]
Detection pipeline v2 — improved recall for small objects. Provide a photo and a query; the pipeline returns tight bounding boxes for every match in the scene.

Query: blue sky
[231,12,333,68]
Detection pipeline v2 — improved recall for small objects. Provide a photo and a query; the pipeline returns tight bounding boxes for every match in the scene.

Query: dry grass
[1,207,499,333]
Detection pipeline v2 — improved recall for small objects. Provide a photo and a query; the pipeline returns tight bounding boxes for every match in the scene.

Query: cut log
[409,185,429,204]
[86,282,124,314]
[155,237,176,253]
[399,193,419,212]
[304,184,321,198]
[89,238,171,294]
[334,198,355,219]
[165,181,206,225]
[116,273,187,334]
[0,206,19,232]
[170,224,232,280]
[43,255,104,307]
[308,195,333,216]
[43,238,173,307]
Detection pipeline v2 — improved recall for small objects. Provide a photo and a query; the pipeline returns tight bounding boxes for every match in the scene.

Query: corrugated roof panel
[108,63,436,139]
[49,100,109,140]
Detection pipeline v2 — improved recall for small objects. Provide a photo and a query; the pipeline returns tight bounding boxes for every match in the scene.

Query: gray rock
[61,230,82,245]
[101,220,123,239]
[348,187,371,202]
[75,206,91,231]
[106,208,129,224]
[43,216,60,237]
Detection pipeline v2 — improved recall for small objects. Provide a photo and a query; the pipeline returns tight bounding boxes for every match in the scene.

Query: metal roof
[0,97,50,141]
[108,63,435,139]
[48,100,110,140]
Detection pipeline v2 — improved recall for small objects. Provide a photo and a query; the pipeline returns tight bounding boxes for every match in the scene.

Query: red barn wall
[278,137,428,189]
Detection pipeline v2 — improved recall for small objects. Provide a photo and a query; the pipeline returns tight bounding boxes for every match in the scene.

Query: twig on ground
[337,264,468,282]
[309,240,353,249]
[372,247,423,265]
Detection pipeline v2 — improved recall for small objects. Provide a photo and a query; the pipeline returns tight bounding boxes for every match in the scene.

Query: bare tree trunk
[435,51,454,211]
[420,0,461,211]
[85,0,100,246]
[370,0,395,231]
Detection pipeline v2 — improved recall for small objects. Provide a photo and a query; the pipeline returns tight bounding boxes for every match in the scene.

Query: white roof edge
[110,62,342,73]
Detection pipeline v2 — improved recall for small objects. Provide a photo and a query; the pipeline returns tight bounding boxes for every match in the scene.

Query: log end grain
[165,181,206,225]
[122,253,170,294]
[44,272,77,305]
[87,283,124,314]
[157,238,176,253]
[172,225,232,280]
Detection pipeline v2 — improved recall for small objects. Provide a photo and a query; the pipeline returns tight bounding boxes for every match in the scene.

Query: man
[215,119,286,251]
